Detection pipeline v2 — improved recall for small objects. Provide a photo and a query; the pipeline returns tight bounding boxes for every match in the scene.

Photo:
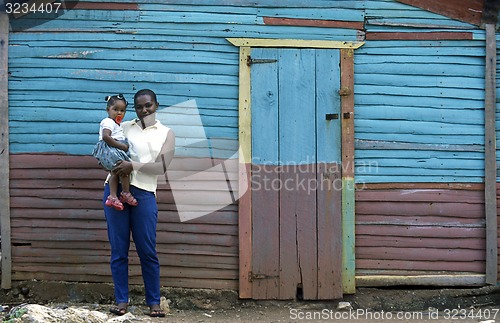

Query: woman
[104,89,175,317]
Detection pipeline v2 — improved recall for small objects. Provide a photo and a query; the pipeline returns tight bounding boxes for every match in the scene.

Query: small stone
[337,301,352,310]
[160,296,171,314]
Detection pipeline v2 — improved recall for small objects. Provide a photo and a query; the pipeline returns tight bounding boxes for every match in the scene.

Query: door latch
[325,113,339,120]
[248,271,278,282]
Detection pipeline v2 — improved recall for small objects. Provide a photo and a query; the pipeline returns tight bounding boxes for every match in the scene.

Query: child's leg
[106,173,124,210]
[120,176,138,206]
[108,173,119,198]
[120,175,131,193]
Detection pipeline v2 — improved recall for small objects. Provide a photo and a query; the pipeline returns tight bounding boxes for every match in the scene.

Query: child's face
[107,100,127,124]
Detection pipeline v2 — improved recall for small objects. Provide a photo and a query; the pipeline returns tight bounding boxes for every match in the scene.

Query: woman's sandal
[105,196,124,211]
[109,303,128,316]
[148,305,165,318]
[120,191,138,206]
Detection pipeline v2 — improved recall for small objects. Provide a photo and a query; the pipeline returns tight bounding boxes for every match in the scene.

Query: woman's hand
[112,160,133,176]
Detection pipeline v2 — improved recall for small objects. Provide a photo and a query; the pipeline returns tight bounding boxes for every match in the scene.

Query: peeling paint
[47,50,102,59]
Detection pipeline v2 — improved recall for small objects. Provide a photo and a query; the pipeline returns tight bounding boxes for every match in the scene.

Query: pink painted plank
[279,170,301,300]
[317,163,342,299]
[357,214,484,225]
[357,259,484,273]
[356,236,485,250]
[357,225,484,238]
[295,169,318,300]
[251,165,279,299]
[356,202,484,218]
[263,17,364,30]
[357,247,485,262]
[356,189,484,203]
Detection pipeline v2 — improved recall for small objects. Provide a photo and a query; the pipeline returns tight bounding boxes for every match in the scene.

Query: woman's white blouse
[122,119,170,193]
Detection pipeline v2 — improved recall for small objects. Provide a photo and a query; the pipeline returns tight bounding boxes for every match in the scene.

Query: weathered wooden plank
[13,228,238,246]
[13,264,237,280]
[316,49,342,300]
[394,0,483,26]
[28,241,237,257]
[341,48,355,294]
[66,2,134,11]
[357,214,484,226]
[263,17,363,29]
[250,47,279,300]
[357,225,484,238]
[356,189,484,203]
[227,38,363,49]
[12,271,237,290]
[13,254,238,270]
[279,170,302,300]
[257,7,364,21]
[356,202,483,218]
[357,275,485,287]
[296,169,318,300]
[358,183,484,190]
[366,32,473,41]
[278,49,317,300]
[357,247,485,262]
[317,163,342,299]
[366,18,475,29]
[484,23,497,285]
[237,46,253,299]
[11,219,237,235]
[356,236,485,250]
[356,139,484,152]
[357,259,484,273]
[0,12,10,289]
[251,166,279,299]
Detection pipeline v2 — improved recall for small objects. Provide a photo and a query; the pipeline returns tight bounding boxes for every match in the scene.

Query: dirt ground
[0,281,499,322]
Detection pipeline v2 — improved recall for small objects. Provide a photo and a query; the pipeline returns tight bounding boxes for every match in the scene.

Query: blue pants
[103,184,161,306]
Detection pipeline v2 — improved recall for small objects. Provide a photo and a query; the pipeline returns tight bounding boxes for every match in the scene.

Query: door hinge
[247,56,278,66]
[248,271,278,282]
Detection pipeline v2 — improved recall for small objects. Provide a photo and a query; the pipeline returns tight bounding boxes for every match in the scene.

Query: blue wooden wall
[8,0,497,181]
[6,0,500,287]
[8,0,362,159]
[356,0,488,183]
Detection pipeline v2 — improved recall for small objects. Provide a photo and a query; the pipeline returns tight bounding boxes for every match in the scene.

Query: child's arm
[102,129,129,152]
[113,129,175,176]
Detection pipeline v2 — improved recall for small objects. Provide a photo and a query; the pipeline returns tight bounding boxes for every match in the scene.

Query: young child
[92,94,138,211]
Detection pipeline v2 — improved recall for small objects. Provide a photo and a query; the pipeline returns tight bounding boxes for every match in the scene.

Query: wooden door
[250,48,342,300]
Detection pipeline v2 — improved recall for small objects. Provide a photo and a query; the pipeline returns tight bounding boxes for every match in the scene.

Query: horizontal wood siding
[7,1,362,288]
[10,154,239,289]
[357,1,486,183]
[356,185,486,276]
[6,0,500,288]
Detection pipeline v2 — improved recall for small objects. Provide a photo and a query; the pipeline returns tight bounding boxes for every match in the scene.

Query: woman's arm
[112,129,175,176]
[102,129,129,152]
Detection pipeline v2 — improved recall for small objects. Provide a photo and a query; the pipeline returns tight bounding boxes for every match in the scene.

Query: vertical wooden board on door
[278,49,318,300]
[315,49,343,299]
[250,48,280,299]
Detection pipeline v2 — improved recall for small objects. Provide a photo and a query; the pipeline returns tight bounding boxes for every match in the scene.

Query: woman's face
[134,94,158,119]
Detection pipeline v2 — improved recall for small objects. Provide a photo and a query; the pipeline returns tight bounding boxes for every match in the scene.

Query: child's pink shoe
[105,196,124,211]
[120,191,138,206]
